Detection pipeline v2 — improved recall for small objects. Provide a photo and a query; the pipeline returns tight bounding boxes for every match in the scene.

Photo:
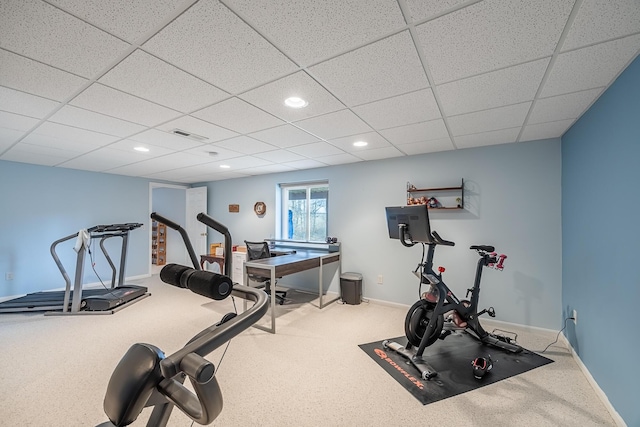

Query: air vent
[169,128,208,141]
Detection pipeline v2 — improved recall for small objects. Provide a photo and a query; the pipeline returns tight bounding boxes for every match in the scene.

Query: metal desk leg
[250,265,276,334]
[318,256,340,309]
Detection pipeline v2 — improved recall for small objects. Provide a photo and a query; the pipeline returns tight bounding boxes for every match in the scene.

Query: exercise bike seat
[470,244,495,252]
[103,343,165,426]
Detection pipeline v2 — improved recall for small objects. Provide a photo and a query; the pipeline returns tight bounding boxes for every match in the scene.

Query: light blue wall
[201,139,563,329]
[562,55,640,426]
[0,161,152,298]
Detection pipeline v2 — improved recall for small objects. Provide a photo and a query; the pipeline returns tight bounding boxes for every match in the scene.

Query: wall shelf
[407,179,464,210]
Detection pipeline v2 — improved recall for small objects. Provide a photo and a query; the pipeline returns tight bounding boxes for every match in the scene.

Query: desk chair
[244,241,287,305]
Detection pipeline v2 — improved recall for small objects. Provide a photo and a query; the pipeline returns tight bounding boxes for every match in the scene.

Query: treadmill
[0,223,150,315]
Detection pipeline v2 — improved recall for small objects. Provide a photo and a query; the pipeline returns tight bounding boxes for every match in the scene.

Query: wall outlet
[377,274,383,285]
[572,309,577,325]
[5,272,14,281]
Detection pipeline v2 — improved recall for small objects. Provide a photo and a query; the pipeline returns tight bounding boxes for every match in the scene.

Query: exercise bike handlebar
[398,225,455,247]
[151,212,201,270]
[196,213,233,276]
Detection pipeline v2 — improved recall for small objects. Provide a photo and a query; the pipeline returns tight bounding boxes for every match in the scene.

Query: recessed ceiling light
[353,141,368,147]
[220,164,230,169]
[284,96,308,108]
[134,146,149,152]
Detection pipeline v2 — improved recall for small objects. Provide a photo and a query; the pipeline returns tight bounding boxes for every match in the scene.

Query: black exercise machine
[98,212,268,427]
[383,205,522,380]
[0,223,149,315]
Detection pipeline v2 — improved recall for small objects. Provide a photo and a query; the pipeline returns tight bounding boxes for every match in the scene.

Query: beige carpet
[0,275,616,426]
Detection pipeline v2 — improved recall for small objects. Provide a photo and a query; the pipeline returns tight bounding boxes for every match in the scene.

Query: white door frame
[148,182,189,276]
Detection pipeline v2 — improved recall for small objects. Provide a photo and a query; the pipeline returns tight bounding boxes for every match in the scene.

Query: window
[279,181,329,242]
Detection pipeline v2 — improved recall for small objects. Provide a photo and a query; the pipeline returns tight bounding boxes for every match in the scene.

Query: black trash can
[340,272,363,305]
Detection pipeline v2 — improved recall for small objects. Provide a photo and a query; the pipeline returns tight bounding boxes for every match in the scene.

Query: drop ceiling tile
[143,0,298,93]
[146,162,227,180]
[0,50,88,101]
[562,0,640,51]
[212,136,278,155]
[156,116,239,143]
[283,159,328,170]
[448,102,532,136]
[309,31,429,106]
[353,146,404,161]
[109,152,215,175]
[438,58,549,116]
[328,132,391,152]
[223,0,405,66]
[107,139,174,157]
[193,97,284,134]
[47,0,191,43]
[207,156,273,170]
[248,124,320,148]
[0,0,130,77]
[379,119,449,145]
[130,129,207,151]
[520,119,575,142]
[240,71,344,122]
[352,89,441,131]
[99,50,229,113]
[454,127,521,149]
[541,34,640,97]
[294,109,372,140]
[23,122,118,152]
[315,153,362,165]
[49,105,146,137]
[403,0,470,22]
[182,144,244,161]
[0,86,60,119]
[0,111,39,132]
[237,164,297,175]
[416,0,572,84]
[253,149,306,163]
[71,83,182,127]
[1,142,78,166]
[529,88,603,125]
[397,138,456,155]
[288,142,344,158]
[0,128,25,152]
[58,147,152,172]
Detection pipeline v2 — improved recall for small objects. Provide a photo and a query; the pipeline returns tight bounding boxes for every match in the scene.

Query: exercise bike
[383,205,522,380]
[98,212,268,426]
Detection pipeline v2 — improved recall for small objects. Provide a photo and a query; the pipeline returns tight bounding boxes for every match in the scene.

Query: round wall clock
[254,201,266,215]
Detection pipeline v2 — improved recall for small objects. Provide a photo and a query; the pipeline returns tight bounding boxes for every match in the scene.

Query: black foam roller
[186,271,233,301]
[160,264,190,288]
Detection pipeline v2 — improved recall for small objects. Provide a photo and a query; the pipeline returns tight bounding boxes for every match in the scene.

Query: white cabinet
[231,252,246,286]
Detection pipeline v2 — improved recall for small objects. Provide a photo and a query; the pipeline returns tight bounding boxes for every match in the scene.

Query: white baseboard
[559,334,627,427]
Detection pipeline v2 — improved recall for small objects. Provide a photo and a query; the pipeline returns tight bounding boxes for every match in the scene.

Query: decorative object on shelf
[229,204,239,213]
[406,179,464,210]
[427,197,440,209]
[254,201,266,216]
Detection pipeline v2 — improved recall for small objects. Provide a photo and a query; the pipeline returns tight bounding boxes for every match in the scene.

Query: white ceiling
[1,0,639,183]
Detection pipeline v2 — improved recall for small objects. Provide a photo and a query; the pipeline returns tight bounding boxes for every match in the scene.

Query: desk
[244,249,341,333]
[200,255,224,273]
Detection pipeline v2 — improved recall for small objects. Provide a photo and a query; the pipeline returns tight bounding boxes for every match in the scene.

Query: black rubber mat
[359,332,553,405]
